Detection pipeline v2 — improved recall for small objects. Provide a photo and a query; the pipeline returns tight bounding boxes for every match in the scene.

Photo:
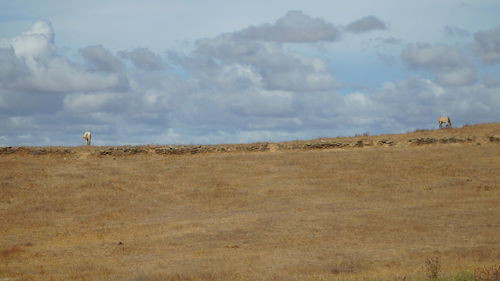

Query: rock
[305,142,349,149]
[29,149,49,155]
[154,146,178,155]
[377,139,395,146]
[438,136,474,143]
[0,147,16,154]
[488,135,500,143]
[408,138,437,145]
[352,140,371,147]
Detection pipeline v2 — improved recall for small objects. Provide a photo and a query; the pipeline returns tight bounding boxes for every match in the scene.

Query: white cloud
[118,48,164,71]
[179,33,341,93]
[1,11,500,146]
[402,44,467,69]
[6,20,55,63]
[80,45,124,72]
[437,67,476,86]
[483,74,500,88]
[474,26,500,64]
[0,47,30,86]
[345,15,388,34]
[444,25,470,37]
[1,21,124,93]
[63,92,124,113]
[261,56,340,92]
[25,58,122,93]
[234,10,342,43]
[401,44,476,86]
[227,89,294,118]
[374,79,500,126]
[9,116,36,127]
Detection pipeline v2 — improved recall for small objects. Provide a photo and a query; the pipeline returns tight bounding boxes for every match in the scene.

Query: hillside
[1,123,499,281]
[2,122,500,157]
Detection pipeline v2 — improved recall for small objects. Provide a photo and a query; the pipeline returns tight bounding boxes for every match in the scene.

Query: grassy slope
[1,123,499,281]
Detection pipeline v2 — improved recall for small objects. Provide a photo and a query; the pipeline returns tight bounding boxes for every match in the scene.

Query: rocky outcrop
[408,136,475,145]
[488,135,500,143]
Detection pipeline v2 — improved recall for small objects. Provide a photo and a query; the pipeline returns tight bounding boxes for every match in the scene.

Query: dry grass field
[1,123,500,281]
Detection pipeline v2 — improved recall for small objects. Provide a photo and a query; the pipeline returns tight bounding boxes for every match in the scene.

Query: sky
[1,0,500,146]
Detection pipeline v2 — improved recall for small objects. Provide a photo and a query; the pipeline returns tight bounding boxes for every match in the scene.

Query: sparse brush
[413,129,431,133]
[451,271,475,281]
[474,265,500,281]
[330,260,360,275]
[354,132,370,137]
[394,275,407,281]
[425,256,441,281]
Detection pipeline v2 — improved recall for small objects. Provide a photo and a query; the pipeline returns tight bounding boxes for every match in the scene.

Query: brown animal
[438,116,452,128]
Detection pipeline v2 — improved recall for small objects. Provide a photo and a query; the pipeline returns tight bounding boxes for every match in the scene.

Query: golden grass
[1,123,499,281]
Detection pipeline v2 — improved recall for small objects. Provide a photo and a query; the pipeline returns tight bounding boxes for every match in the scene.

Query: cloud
[0,47,30,86]
[0,21,123,94]
[347,78,500,129]
[226,89,294,119]
[25,20,55,43]
[444,25,470,37]
[401,44,476,86]
[4,20,55,62]
[261,58,341,91]
[345,15,387,34]
[436,67,476,87]
[0,20,138,146]
[373,37,402,45]
[402,44,466,68]
[63,92,126,113]
[483,74,500,88]
[473,26,500,64]
[80,45,124,72]
[28,59,123,93]
[2,15,500,146]
[118,48,164,71]
[234,10,342,43]
[178,34,341,93]
[292,77,500,136]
